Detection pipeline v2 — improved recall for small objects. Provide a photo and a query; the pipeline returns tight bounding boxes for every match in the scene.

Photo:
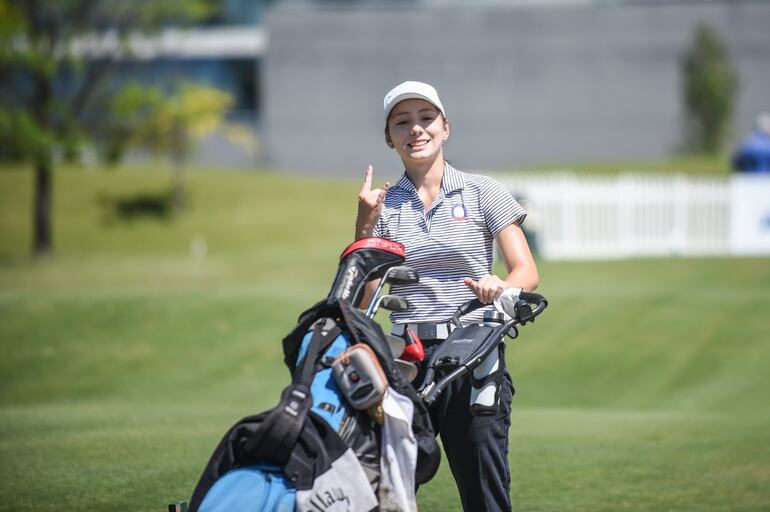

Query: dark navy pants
[416,339,515,512]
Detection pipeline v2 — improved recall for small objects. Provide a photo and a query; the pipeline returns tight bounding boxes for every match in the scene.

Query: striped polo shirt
[373,162,526,324]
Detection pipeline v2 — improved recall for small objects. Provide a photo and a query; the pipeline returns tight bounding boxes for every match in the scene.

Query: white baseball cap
[383,81,446,122]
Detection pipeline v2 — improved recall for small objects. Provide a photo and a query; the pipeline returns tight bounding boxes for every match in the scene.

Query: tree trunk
[32,64,54,257]
[171,122,187,214]
[33,157,53,257]
[32,47,53,257]
[171,149,187,214]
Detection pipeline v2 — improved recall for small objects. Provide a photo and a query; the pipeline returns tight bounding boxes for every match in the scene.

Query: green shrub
[680,23,739,154]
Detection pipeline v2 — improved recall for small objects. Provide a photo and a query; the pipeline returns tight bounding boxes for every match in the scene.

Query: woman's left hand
[464,274,509,304]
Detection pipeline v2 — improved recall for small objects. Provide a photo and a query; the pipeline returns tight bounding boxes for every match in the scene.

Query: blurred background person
[731,111,770,173]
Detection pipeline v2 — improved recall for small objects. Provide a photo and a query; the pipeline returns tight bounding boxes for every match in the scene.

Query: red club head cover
[401,327,425,362]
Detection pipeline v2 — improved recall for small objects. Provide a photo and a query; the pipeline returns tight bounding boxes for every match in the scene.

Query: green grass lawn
[1,165,769,511]
[507,153,733,176]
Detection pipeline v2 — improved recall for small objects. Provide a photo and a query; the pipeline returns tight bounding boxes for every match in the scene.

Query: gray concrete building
[261,1,770,177]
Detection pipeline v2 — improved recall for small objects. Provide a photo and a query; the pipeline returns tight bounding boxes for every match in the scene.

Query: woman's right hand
[356,165,389,239]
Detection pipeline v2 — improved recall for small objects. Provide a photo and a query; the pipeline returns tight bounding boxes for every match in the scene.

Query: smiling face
[385,98,449,165]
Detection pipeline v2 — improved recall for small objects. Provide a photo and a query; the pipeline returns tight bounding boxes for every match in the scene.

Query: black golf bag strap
[241,319,341,466]
[294,318,341,385]
[240,383,312,465]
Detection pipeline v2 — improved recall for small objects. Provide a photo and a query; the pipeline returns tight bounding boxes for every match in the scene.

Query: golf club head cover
[332,343,388,410]
[327,237,405,308]
[400,327,425,362]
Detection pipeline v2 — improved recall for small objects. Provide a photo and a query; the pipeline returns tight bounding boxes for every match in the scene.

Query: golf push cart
[171,237,547,512]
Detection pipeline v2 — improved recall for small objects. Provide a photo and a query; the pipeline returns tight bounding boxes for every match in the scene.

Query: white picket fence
[496,172,732,260]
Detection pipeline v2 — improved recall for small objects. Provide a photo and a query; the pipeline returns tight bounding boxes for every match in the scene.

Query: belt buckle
[418,323,438,340]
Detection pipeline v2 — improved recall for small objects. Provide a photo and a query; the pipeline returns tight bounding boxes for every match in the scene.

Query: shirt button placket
[424,191,444,238]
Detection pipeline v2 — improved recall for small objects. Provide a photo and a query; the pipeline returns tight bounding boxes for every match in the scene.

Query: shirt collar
[441,162,465,194]
[393,161,465,194]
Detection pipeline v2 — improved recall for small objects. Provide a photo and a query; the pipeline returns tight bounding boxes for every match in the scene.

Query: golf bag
[189,238,441,512]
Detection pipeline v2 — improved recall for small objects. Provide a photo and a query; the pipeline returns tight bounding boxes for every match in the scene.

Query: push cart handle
[453,298,484,322]
[452,292,548,326]
[520,291,546,305]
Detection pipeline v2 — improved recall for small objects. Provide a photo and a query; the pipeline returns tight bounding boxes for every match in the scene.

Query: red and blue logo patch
[451,204,467,221]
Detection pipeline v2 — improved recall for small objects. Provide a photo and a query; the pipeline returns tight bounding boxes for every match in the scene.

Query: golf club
[385,334,406,358]
[368,294,410,319]
[394,358,418,382]
[365,265,419,317]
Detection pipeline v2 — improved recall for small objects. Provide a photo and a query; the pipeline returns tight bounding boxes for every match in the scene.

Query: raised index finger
[361,165,374,193]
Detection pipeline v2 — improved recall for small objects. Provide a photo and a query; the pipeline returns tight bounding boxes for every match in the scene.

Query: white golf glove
[493,287,523,321]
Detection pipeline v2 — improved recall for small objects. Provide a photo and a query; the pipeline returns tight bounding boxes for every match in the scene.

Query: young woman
[355,81,539,511]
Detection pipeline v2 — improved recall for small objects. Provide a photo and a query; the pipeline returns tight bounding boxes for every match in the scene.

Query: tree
[109,81,232,212]
[0,0,217,257]
[680,23,739,154]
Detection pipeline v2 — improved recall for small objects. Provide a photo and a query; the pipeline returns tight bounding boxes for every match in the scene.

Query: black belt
[391,322,455,341]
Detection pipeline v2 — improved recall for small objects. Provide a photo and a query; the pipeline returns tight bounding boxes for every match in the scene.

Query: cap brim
[385,93,444,120]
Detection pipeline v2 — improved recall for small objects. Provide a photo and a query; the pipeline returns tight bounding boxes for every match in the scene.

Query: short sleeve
[372,198,392,239]
[480,176,527,237]
[372,216,386,238]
